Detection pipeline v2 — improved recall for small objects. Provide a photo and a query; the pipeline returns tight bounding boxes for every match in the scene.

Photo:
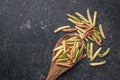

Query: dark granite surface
[0,0,120,80]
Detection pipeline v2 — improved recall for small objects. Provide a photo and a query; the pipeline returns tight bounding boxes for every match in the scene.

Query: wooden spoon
[46,34,86,80]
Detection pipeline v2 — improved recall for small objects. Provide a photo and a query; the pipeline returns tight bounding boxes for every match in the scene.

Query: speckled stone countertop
[0,0,120,80]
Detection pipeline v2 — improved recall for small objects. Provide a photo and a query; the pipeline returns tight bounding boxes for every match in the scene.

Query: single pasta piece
[90,33,101,46]
[53,45,63,51]
[62,28,77,32]
[75,12,89,22]
[99,24,106,39]
[89,42,93,58]
[87,8,93,25]
[92,11,97,26]
[98,48,110,57]
[54,26,70,33]
[56,62,72,67]
[76,24,89,29]
[90,61,106,66]
[52,49,63,61]
[86,43,90,58]
[62,40,66,52]
[67,14,81,22]
[68,18,83,25]
[90,47,102,61]
[56,58,69,62]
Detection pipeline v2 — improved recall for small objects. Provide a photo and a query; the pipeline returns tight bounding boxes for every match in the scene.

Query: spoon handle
[46,63,68,80]
[46,68,61,80]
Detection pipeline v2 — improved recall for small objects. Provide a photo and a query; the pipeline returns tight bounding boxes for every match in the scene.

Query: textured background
[0,0,120,80]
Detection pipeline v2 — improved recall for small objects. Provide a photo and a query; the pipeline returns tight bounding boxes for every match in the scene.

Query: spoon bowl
[46,34,85,80]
